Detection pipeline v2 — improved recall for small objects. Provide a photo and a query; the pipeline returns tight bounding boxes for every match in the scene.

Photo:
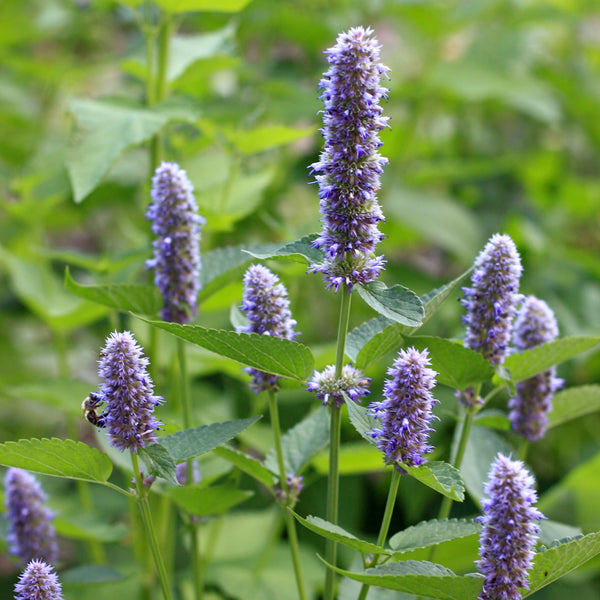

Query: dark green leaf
[357,282,424,327]
[139,443,179,486]
[61,565,125,584]
[548,385,600,428]
[346,316,393,364]
[243,234,323,265]
[166,483,253,515]
[54,514,128,543]
[389,518,481,554]
[355,322,405,370]
[473,409,511,431]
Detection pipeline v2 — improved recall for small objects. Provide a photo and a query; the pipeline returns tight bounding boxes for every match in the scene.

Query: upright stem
[357,469,401,600]
[269,391,307,600]
[131,452,174,600]
[324,289,353,600]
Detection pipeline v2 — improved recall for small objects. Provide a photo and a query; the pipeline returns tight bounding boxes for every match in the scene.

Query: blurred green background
[1,0,600,598]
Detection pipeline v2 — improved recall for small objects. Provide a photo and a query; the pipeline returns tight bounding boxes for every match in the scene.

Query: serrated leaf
[400,462,465,502]
[159,417,260,462]
[410,336,494,390]
[139,443,179,486]
[243,234,323,265]
[293,512,389,555]
[166,483,253,515]
[264,407,329,476]
[346,316,394,364]
[67,97,198,202]
[357,282,424,327]
[525,532,600,597]
[321,559,483,600]
[549,385,600,428]
[65,267,162,315]
[155,0,251,13]
[0,438,112,484]
[229,125,316,155]
[60,565,125,584]
[389,518,481,554]
[503,336,600,383]
[213,446,274,488]
[139,319,314,381]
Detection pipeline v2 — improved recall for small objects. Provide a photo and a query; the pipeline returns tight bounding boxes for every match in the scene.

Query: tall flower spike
[307,364,371,407]
[146,161,205,324]
[236,265,298,393]
[509,296,563,441]
[92,331,163,452]
[477,454,544,600]
[5,469,58,565]
[14,560,64,600]
[310,26,390,292]
[368,347,438,471]
[461,233,522,365]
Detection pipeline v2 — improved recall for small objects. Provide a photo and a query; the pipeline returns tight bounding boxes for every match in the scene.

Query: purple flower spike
[368,347,438,471]
[310,26,390,292]
[509,296,563,441]
[477,454,544,600]
[146,161,205,324]
[92,331,163,452]
[14,560,64,600]
[5,469,58,565]
[237,265,298,393]
[461,233,523,365]
[307,364,371,407]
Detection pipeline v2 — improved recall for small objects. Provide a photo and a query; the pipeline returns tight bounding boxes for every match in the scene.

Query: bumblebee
[81,392,104,427]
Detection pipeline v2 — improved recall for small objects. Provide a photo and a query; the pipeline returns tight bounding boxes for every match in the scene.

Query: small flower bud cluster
[461,233,522,365]
[5,468,58,565]
[275,473,305,506]
[368,347,438,471]
[509,296,563,440]
[14,560,64,600]
[310,26,390,292]
[477,454,544,600]
[91,331,163,452]
[146,162,205,324]
[236,265,298,394]
[307,364,371,407]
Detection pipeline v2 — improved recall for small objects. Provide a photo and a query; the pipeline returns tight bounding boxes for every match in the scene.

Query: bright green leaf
[400,462,465,502]
[473,409,511,431]
[389,518,481,554]
[345,395,378,445]
[229,125,316,155]
[213,446,274,488]
[356,322,405,370]
[166,483,253,516]
[243,234,322,265]
[346,316,394,364]
[357,282,424,327]
[549,385,600,428]
[155,0,252,13]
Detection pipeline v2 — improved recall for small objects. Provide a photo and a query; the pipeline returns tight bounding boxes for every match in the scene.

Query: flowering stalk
[477,454,544,600]
[14,560,64,600]
[5,468,58,565]
[307,363,371,407]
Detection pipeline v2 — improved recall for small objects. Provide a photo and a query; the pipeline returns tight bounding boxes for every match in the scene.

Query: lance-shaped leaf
[243,233,323,265]
[502,336,600,383]
[320,559,483,600]
[159,417,261,462]
[264,407,329,476]
[138,319,315,381]
[357,281,424,327]
[139,443,179,486]
[389,518,481,554]
[292,513,389,555]
[548,385,600,428]
[213,446,275,488]
[65,267,162,316]
[167,483,253,516]
[0,438,112,484]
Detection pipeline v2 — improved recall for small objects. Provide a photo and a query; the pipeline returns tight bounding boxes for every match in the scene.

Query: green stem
[178,338,192,432]
[131,452,174,600]
[269,391,307,600]
[324,289,353,600]
[357,469,401,600]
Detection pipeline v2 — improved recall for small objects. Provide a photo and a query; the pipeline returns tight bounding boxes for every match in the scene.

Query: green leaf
[400,462,465,502]
[345,395,378,445]
[139,443,179,486]
[293,512,389,555]
[228,125,316,155]
[155,0,252,13]
[356,322,405,371]
[264,407,329,476]
[60,565,125,584]
[549,385,600,428]
[357,282,424,327]
[346,316,393,364]
[312,442,384,476]
[389,518,481,554]
[243,234,323,265]
[166,483,253,516]
[410,336,494,390]
[213,446,274,488]
[473,409,511,431]
[0,438,112,484]
[55,513,128,543]
[67,97,198,202]
[525,532,600,597]
[502,336,600,383]
[139,319,315,381]
[321,559,483,600]
[159,417,261,462]
[65,267,162,316]
[419,268,473,328]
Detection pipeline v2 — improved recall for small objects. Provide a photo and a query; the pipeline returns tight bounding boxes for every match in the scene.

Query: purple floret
[310,26,390,292]
[509,296,563,441]
[5,469,58,565]
[307,364,371,407]
[368,347,438,471]
[236,265,298,393]
[14,560,64,600]
[477,454,544,600]
[146,161,205,324]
